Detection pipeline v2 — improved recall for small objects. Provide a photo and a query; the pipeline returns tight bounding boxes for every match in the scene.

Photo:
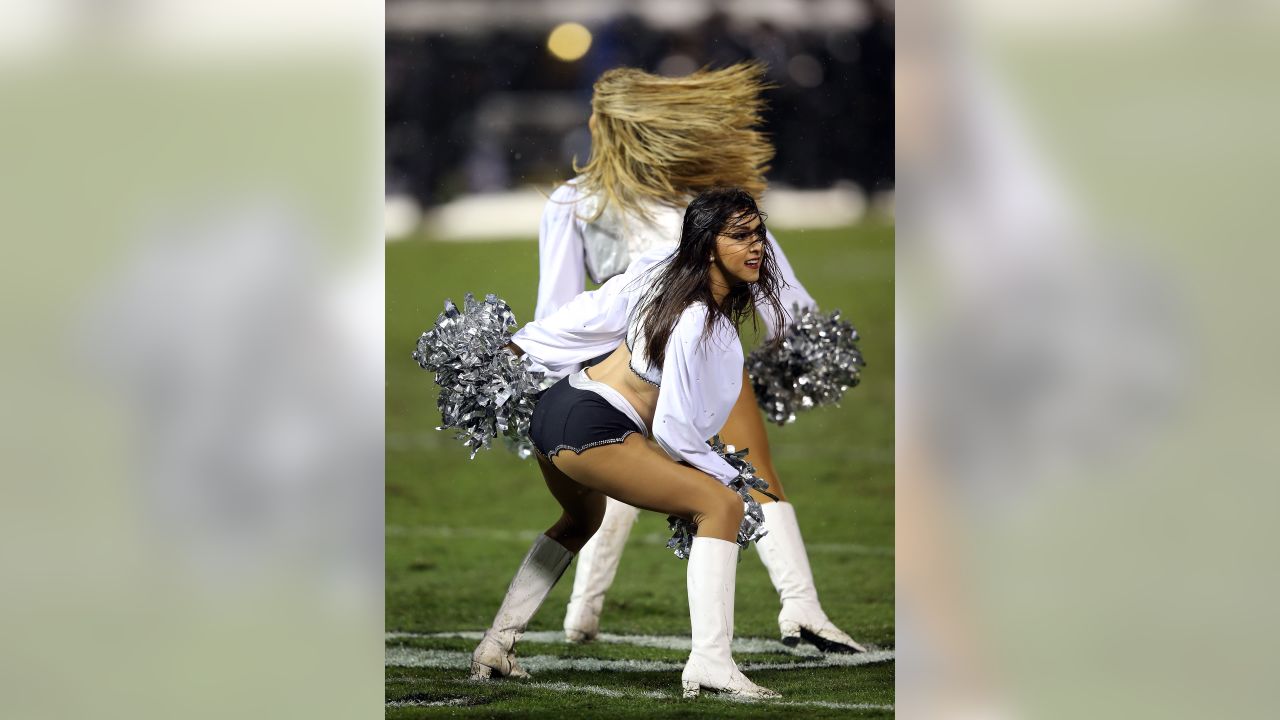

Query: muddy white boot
[681,536,781,700]
[470,534,574,680]
[563,498,640,643]
[756,501,867,653]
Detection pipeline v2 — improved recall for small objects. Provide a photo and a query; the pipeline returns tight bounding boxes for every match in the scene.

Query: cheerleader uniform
[516,246,745,485]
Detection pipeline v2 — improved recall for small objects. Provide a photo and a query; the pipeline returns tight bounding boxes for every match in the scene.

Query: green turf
[386,222,895,716]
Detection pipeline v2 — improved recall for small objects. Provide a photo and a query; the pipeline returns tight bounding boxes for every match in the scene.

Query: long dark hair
[634,187,786,369]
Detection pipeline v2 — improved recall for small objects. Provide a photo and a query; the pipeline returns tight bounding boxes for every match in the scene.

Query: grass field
[386,222,895,717]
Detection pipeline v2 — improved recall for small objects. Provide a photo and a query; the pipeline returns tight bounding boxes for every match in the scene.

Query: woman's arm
[650,305,745,485]
[516,246,675,380]
[535,183,587,321]
[513,270,632,378]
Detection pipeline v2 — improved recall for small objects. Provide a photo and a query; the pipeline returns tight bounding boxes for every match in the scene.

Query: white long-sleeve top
[513,248,744,485]
[534,180,817,340]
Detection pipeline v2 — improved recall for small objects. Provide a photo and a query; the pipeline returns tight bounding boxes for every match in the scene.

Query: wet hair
[572,62,773,222]
[634,187,786,369]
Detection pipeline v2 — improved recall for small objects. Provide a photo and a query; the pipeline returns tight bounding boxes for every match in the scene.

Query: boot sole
[682,681,780,701]
[469,661,531,681]
[782,627,866,654]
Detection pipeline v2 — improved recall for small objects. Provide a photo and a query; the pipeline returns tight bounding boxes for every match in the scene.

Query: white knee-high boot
[681,536,780,700]
[562,497,640,642]
[756,501,866,653]
[471,534,574,679]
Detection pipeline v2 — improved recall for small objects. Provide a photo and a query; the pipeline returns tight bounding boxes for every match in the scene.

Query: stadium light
[547,22,591,62]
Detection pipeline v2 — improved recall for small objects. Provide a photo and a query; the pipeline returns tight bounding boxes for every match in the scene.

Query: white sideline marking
[387,678,893,711]
[523,680,667,699]
[387,647,682,672]
[385,646,895,673]
[741,650,896,671]
[387,629,828,656]
[386,524,893,556]
[778,700,895,711]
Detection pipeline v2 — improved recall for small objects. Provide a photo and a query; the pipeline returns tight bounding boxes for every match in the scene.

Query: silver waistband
[568,370,649,436]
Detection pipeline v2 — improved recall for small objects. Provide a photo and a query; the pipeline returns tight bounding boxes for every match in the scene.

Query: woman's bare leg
[537,453,607,553]
[549,433,744,542]
[717,367,788,503]
[551,433,777,698]
[560,380,775,642]
[470,460,583,680]
[561,497,641,643]
[558,430,732,638]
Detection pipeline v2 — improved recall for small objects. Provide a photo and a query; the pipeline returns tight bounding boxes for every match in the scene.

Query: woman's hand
[505,341,525,358]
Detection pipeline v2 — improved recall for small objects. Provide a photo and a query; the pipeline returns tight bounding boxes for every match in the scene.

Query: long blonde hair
[572,62,773,222]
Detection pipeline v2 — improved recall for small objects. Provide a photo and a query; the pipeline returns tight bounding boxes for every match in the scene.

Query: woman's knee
[546,510,602,553]
[695,487,744,527]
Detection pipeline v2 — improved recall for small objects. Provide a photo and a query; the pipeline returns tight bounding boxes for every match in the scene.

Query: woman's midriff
[583,343,658,432]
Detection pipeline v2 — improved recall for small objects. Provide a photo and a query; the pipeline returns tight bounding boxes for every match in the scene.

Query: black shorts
[530,373,643,459]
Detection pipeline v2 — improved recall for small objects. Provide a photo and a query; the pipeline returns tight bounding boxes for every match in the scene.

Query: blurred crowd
[386,6,894,207]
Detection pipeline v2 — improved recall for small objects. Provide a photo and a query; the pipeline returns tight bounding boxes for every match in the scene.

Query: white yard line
[386,697,473,707]
[386,524,893,556]
[776,700,895,711]
[741,650,897,671]
[387,629,829,656]
[385,645,895,673]
[522,680,668,700]
[386,647,683,672]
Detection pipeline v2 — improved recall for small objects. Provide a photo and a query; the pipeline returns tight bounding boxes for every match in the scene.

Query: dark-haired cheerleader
[471,188,783,699]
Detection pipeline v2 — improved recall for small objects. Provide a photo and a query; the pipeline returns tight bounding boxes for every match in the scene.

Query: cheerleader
[539,63,865,653]
[471,188,784,699]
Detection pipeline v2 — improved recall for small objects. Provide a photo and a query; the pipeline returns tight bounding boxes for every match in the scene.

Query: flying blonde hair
[572,62,773,222]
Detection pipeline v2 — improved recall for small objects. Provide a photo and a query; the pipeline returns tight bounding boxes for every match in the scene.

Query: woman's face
[712,213,766,285]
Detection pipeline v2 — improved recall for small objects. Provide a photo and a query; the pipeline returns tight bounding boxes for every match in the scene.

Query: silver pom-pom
[747,306,866,425]
[501,435,537,461]
[412,292,543,458]
[666,436,773,560]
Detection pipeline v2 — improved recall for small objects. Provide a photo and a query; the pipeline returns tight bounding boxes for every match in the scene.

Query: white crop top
[624,312,662,387]
[513,248,745,485]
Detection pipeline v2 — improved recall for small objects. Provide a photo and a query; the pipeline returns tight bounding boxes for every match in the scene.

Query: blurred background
[896,1,1280,719]
[385,0,895,239]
